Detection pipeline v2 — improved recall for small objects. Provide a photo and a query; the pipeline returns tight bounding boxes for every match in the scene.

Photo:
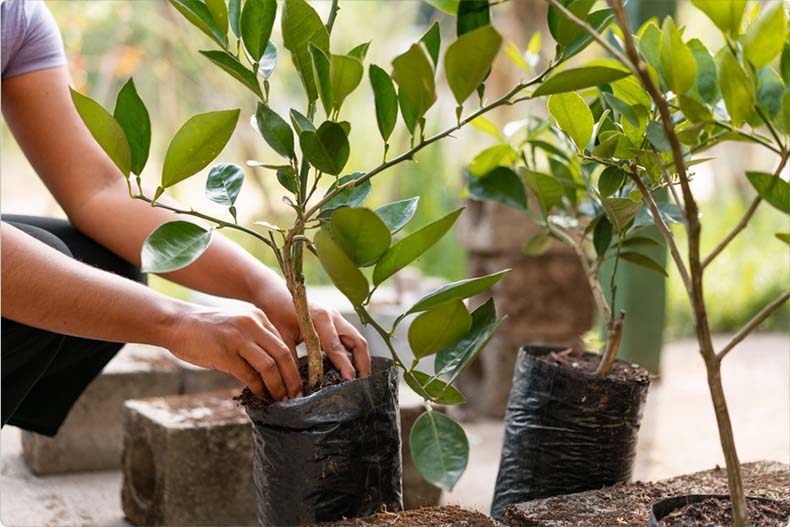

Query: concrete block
[400,404,443,509]
[21,344,181,474]
[121,390,256,527]
[174,358,243,394]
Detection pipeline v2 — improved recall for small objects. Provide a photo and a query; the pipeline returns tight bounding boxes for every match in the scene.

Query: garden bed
[501,461,789,526]
[315,505,502,526]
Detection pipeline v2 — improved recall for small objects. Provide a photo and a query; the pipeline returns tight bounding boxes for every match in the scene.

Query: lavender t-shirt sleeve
[1,0,66,79]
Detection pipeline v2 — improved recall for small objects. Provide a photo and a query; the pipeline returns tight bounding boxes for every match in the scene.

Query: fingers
[245,311,302,400]
[226,355,266,397]
[333,314,371,378]
[313,309,356,381]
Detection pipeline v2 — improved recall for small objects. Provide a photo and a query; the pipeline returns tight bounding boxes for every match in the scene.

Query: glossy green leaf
[141,221,213,273]
[612,75,652,108]
[276,166,298,193]
[320,172,371,215]
[457,0,490,35]
[408,270,508,314]
[601,92,639,126]
[375,197,419,234]
[399,90,419,134]
[71,89,131,178]
[524,170,564,211]
[562,8,614,60]
[445,25,502,105]
[253,103,294,158]
[169,0,227,48]
[259,41,278,79]
[470,115,504,141]
[348,41,371,61]
[602,196,642,232]
[775,232,790,245]
[240,0,276,63]
[688,39,718,103]
[621,235,661,249]
[403,371,466,405]
[718,52,755,127]
[314,229,369,306]
[598,166,626,197]
[162,109,239,188]
[743,1,787,68]
[281,0,330,103]
[638,22,661,70]
[756,66,784,118]
[678,94,713,123]
[410,410,469,491]
[299,121,350,175]
[782,43,790,84]
[330,207,391,267]
[782,91,790,133]
[113,79,150,176]
[331,54,364,112]
[547,92,593,150]
[200,50,262,97]
[369,65,398,143]
[747,171,790,213]
[425,0,459,15]
[289,108,315,135]
[205,163,244,206]
[468,166,527,210]
[229,0,241,37]
[593,216,613,257]
[691,0,746,36]
[548,0,595,47]
[392,44,436,119]
[619,251,668,276]
[409,300,471,359]
[205,0,228,35]
[434,298,502,383]
[309,44,334,116]
[659,18,697,95]
[534,65,630,97]
[420,21,441,68]
[468,144,519,176]
[373,208,463,285]
[646,121,671,152]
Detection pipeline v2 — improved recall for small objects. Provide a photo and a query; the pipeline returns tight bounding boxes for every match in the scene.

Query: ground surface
[1,334,787,526]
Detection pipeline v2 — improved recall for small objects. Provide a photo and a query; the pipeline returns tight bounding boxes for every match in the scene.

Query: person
[1,0,370,437]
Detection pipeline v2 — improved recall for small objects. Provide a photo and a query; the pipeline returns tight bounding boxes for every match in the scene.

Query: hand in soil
[166,306,301,401]
[238,356,348,407]
[658,497,790,527]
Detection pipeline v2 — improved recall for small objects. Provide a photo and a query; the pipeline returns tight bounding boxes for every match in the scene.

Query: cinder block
[400,404,443,509]
[21,344,181,474]
[121,391,256,527]
[174,358,243,394]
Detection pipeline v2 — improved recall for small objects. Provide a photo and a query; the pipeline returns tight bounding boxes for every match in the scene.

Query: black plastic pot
[244,356,402,526]
[491,345,650,519]
[648,494,785,527]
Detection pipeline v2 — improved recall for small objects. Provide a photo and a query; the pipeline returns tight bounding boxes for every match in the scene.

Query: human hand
[166,306,301,401]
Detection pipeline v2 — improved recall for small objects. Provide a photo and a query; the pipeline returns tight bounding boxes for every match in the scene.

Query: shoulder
[2,0,66,79]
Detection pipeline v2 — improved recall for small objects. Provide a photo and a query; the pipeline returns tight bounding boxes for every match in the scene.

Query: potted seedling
[70,0,546,524]
[486,0,789,524]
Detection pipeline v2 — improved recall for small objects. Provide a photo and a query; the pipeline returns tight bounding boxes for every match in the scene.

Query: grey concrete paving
[2,334,788,526]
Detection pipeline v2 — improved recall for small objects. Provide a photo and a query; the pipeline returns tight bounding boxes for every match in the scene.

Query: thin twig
[717,292,790,361]
[326,0,340,35]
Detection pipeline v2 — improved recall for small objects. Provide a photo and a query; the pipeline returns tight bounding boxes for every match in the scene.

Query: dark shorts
[1,215,146,436]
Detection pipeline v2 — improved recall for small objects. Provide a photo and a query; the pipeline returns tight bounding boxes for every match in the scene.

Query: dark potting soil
[314,505,501,526]
[658,497,790,527]
[235,355,345,408]
[537,347,651,384]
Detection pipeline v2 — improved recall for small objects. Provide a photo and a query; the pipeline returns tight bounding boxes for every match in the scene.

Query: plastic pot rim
[647,493,786,527]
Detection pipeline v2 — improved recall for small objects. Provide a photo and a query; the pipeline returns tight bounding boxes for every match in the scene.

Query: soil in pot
[240,355,402,527]
[651,495,790,527]
[237,356,345,406]
[491,345,651,518]
[313,505,500,526]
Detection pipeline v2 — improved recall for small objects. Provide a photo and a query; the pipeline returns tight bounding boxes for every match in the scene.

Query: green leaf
[756,66,784,118]
[524,170,564,211]
[688,39,719,103]
[678,94,713,123]
[601,92,639,127]
[205,0,228,35]
[330,207,391,267]
[241,0,276,63]
[369,65,398,143]
[619,251,668,276]
[782,91,790,133]
[399,90,419,134]
[468,166,527,211]
[691,0,746,37]
[409,300,472,359]
[403,371,466,405]
[229,0,241,37]
[205,163,244,206]
[276,166,298,193]
[434,298,502,383]
[331,54,364,112]
[457,0,490,35]
[718,52,755,127]
[562,8,614,60]
[200,50,262,97]
[470,115,504,141]
[547,92,593,150]
[775,232,790,245]
[169,0,228,48]
[289,108,315,135]
[548,0,595,48]
[141,221,213,273]
[253,103,294,158]
[445,25,502,105]
[420,21,442,68]
[348,41,371,61]
[70,88,131,178]
[309,44,334,116]
[598,165,625,197]
[113,79,150,176]
[281,0,330,103]
[638,22,661,71]
[392,44,436,119]
[612,75,652,108]
[534,65,631,97]
[746,171,790,213]
[425,0,459,15]
[162,109,239,188]
[593,216,613,257]
[320,172,371,215]
[659,18,697,95]
[782,43,790,84]
[646,120,671,152]
[468,144,519,176]
[408,270,508,314]
[743,1,787,68]
[410,410,469,491]
[314,229,369,306]
[522,231,551,255]
[621,235,661,249]
[259,41,278,79]
[602,196,642,232]
[299,121,350,175]
[373,208,463,286]
[375,197,419,234]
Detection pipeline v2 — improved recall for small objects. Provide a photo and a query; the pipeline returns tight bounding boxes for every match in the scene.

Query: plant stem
[718,291,790,361]
[326,0,340,35]
[595,310,625,377]
[356,307,405,369]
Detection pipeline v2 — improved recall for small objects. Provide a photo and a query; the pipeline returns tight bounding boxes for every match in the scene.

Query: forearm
[1,222,188,347]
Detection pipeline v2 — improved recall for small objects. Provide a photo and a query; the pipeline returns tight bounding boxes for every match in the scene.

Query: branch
[326,0,340,35]
[717,291,790,361]
[595,310,625,376]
